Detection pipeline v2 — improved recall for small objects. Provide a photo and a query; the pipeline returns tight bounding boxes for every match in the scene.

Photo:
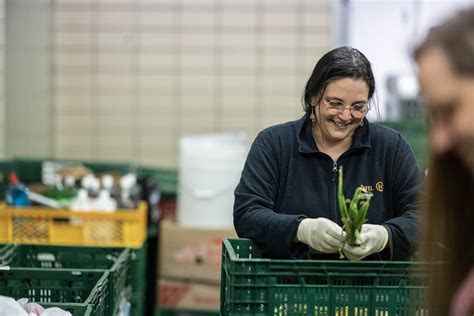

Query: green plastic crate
[0,268,109,316]
[0,244,130,315]
[137,166,178,200]
[221,238,428,316]
[0,244,18,264]
[0,241,148,315]
[381,119,428,168]
[0,158,165,314]
[129,240,148,316]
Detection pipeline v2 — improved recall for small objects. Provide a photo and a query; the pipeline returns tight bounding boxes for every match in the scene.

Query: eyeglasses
[322,97,369,118]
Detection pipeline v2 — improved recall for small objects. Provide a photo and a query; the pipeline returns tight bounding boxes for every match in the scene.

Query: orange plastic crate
[0,201,147,248]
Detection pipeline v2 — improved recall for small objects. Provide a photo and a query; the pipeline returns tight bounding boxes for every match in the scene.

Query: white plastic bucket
[177,133,248,229]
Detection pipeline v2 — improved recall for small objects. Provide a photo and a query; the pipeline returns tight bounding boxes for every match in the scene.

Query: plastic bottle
[81,174,94,196]
[101,174,115,194]
[81,174,100,198]
[5,171,31,206]
[119,173,138,209]
[89,177,101,198]
[93,175,117,212]
[96,174,118,211]
[70,188,91,211]
[93,189,117,212]
[64,175,77,195]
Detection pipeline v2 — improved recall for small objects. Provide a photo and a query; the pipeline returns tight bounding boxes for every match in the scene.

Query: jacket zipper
[331,161,338,223]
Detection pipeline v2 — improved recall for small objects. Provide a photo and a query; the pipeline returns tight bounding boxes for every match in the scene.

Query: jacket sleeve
[233,137,307,259]
[383,134,423,260]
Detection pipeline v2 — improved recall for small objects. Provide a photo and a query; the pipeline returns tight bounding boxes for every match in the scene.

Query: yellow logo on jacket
[358,182,383,196]
[375,182,384,192]
[358,184,374,198]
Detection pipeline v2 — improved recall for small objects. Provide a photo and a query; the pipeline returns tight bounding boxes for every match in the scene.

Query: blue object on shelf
[5,171,31,206]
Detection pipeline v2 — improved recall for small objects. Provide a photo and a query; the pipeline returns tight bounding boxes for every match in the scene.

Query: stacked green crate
[138,166,177,200]
[0,158,179,315]
[129,241,148,316]
[0,243,18,264]
[0,268,109,316]
[1,244,131,315]
[382,119,428,168]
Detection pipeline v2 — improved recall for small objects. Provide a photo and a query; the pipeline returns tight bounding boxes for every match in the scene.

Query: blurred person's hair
[302,46,377,122]
[415,8,474,76]
[414,7,474,315]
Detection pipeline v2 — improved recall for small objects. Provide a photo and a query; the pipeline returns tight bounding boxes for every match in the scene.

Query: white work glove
[342,224,389,261]
[296,218,346,253]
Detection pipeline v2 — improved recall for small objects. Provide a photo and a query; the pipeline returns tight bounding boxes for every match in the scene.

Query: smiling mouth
[332,120,350,128]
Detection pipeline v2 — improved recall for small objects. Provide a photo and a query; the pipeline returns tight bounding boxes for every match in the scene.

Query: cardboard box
[158,219,237,283]
[158,278,220,311]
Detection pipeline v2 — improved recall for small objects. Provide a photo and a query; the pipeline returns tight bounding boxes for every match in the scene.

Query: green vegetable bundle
[338,166,371,248]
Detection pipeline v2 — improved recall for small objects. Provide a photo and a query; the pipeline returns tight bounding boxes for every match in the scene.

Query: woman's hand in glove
[296,218,346,253]
[342,224,389,261]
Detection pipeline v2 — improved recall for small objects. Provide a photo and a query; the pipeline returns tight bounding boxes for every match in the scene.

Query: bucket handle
[181,183,237,199]
[193,189,217,199]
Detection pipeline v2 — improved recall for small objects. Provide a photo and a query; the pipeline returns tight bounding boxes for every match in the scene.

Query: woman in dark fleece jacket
[234,46,423,261]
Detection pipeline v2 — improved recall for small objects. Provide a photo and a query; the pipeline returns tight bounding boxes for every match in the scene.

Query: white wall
[348,0,473,121]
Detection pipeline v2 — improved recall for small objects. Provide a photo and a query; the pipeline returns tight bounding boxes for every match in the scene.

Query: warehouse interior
[0,1,472,315]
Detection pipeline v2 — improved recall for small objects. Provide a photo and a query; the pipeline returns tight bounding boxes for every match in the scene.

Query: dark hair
[414,8,474,76]
[302,46,376,119]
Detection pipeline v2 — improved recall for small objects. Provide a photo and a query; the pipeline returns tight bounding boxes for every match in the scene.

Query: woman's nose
[338,108,352,121]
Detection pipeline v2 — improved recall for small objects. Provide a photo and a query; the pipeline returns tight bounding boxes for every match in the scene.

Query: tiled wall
[5,0,52,159]
[53,0,331,167]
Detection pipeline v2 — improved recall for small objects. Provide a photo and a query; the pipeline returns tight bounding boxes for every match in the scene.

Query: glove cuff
[376,225,389,252]
[296,218,310,244]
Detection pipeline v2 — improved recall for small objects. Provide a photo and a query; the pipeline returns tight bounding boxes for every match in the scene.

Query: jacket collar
[297,115,371,154]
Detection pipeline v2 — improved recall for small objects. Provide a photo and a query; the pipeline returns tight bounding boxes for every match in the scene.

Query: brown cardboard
[158,219,237,283]
[158,278,220,311]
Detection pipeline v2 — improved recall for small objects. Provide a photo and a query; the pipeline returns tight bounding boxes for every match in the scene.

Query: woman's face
[417,48,474,175]
[312,78,369,145]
